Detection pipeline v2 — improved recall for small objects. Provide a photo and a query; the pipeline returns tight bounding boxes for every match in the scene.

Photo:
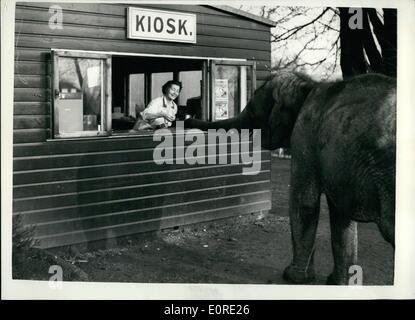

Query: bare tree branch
[238,5,394,79]
[272,8,330,42]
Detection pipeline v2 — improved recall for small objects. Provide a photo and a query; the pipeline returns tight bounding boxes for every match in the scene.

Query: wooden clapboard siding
[14,60,50,75]
[13,149,270,184]
[13,159,270,197]
[28,193,270,240]
[13,135,271,248]
[12,4,272,248]
[15,47,271,68]
[28,195,270,248]
[17,20,271,42]
[12,133,264,157]
[13,145,263,172]
[14,102,50,115]
[14,88,50,102]
[13,134,159,156]
[17,3,271,31]
[14,172,270,212]
[36,201,269,248]
[16,183,269,224]
[14,3,271,74]
[13,50,270,88]
[15,48,50,62]
[13,115,50,129]
[14,75,51,89]
[13,129,50,143]
[15,5,270,43]
[16,23,270,55]
[19,3,241,19]
[15,34,271,62]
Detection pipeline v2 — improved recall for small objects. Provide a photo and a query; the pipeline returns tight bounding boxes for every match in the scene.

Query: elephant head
[184,71,316,150]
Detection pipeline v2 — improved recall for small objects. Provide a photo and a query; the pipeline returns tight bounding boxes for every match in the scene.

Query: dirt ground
[14,157,394,285]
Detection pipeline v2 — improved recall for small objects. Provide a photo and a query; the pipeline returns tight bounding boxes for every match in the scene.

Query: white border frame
[2,0,415,300]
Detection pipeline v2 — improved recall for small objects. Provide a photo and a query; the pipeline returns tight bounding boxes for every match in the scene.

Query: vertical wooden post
[352,221,358,265]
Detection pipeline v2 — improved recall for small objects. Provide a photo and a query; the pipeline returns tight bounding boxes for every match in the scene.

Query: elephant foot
[326,272,348,285]
[283,264,315,284]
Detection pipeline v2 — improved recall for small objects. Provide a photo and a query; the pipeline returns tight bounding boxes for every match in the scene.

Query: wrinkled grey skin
[185,72,396,285]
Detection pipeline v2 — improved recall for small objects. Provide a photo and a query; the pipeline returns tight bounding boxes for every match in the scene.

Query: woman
[131,80,182,130]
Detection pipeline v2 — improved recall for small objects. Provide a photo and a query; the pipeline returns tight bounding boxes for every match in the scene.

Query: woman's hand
[161,110,175,122]
[142,109,175,122]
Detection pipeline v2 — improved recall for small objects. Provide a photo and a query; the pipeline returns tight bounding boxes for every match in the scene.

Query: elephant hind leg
[377,188,395,247]
[283,180,321,284]
[377,211,395,247]
[326,196,358,285]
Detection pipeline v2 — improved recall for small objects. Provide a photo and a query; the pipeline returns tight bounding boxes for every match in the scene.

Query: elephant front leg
[326,197,358,285]
[283,178,321,284]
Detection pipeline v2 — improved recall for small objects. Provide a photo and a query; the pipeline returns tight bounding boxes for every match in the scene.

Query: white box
[58,98,83,133]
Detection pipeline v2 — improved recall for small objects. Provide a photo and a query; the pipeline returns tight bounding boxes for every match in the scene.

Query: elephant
[185,72,396,285]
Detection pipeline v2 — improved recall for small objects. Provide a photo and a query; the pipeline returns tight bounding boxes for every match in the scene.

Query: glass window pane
[128,74,145,117]
[178,71,202,105]
[213,65,240,121]
[151,72,173,99]
[57,57,103,133]
[178,70,202,119]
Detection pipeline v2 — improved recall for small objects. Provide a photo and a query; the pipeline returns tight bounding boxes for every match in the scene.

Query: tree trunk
[382,9,397,77]
[340,7,397,79]
[339,8,367,78]
[362,9,384,74]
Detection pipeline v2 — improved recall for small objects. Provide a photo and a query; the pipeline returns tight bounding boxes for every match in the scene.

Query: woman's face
[165,84,181,101]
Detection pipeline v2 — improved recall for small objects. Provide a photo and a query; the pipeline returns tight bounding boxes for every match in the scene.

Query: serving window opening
[111,56,205,132]
[51,50,256,139]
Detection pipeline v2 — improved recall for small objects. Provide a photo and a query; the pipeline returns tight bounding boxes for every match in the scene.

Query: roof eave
[207,5,277,27]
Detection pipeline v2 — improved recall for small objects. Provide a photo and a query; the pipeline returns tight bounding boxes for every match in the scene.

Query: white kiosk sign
[127,7,196,43]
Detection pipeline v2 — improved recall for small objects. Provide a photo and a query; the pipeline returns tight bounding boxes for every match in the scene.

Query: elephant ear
[267,72,315,149]
[268,101,292,148]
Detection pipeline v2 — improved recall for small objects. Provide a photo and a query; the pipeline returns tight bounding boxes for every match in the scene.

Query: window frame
[209,59,256,122]
[51,49,112,139]
[50,49,256,139]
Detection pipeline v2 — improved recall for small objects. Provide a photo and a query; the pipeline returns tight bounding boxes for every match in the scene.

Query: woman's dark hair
[162,80,182,94]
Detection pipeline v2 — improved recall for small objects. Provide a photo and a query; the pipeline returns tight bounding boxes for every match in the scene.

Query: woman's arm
[141,110,164,120]
[142,98,175,122]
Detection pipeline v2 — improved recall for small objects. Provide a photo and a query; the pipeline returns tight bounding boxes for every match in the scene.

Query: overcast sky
[234,5,343,79]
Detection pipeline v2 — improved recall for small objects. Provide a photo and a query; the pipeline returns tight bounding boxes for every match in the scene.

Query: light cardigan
[141,96,177,128]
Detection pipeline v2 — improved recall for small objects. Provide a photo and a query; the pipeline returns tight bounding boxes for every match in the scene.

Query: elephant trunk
[183,84,276,149]
[184,108,253,132]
